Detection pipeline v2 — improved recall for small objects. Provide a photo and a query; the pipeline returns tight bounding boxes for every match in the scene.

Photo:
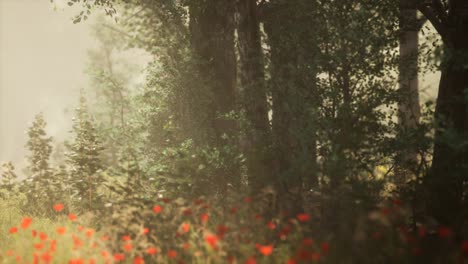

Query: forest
[0,0,467,263]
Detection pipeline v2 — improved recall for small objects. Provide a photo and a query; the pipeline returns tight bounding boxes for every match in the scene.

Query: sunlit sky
[0,0,97,167]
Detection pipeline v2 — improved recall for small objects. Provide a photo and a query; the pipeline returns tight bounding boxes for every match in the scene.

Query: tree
[414,0,468,230]
[237,0,273,194]
[0,162,17,198]
[23,113,54,215]
[66,93,105,210]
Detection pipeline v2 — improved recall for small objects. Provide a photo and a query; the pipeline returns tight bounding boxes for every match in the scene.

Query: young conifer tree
[0,161,17,198]
[23,112,54,214]
[66,93,105,210]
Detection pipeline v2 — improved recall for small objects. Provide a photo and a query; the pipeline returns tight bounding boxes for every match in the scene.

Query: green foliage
[66,94,106,211]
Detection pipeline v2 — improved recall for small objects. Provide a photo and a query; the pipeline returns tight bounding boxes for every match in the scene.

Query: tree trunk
[420,1,468,230]
[396,3,422,186]
[263,0,319,216]
[237,0,273,194]
[188,1,240,195]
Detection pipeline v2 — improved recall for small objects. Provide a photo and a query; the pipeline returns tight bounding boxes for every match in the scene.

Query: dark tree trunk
[263,0,319,216]
[418,0,468,230]
[188,1,240,195]
[237,0,273,194]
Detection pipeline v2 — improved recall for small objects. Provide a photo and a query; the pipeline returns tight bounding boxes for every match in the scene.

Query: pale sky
[0,0,97,167]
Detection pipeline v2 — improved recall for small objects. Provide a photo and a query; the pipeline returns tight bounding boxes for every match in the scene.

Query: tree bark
[263,0,319,215]
[396,2,422,185]
[237,0,273,194]
[418,0,468,229]
[188,0,240,195]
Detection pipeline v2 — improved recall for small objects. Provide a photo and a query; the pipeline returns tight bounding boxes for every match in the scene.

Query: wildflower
[41,251,53,263]
[32,229,37,237]
[296,213,310,222]
[182,222,190,233]
[320,242,330,255]
[266,221,276,230]
[182,242,191,250]
[123,243,133,252]
[39,232,48,241]
[34,243,44,250]
[142,227,149,234]
[245,256,256,264]
[6,250,14,256]
[182,208,193,216]
[85,229,94,238]
[167,250,177,259]
[21,217,33,229]
[287,258,297,264]
[122,235,132,241]
[244,196,252,203]
[200,213,209,224]
[437,226,453,238]
[146,247,158,255]
[101,235,110,241]
[205,234,219,249]
[53,203,64,212]
[68,213,77,221]
[89,258,96,264]
[152,205,162,214]
[9,227,18,234]
[302,238,314,246]
[418,226,427,238]
[216,225,229,238]
[461,240,468,253]
[56,227,66,235]
[257,244,273,256]
[133,256,144,264]
[230,207,238,214]
[113,254,125,262]
[311,253,321,261]
[68,259,85,264]
[255,214,262,221]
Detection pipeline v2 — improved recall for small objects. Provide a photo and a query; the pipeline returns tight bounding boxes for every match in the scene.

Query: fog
[0,0,96,169]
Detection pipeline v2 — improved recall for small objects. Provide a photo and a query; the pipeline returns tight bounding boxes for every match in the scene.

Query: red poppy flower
[194,199,204,205]
[39,232,48,241]
[142,227,149,234]
[302,238,314,246]
[21,217,33,229]
[205,234,219,249]
[257,244,273,256]
[50,240,57,252]
[244,197,252,203]
[133,256,144,264]
[32,229,37,237]
[182,208,193,216]
[6,250,14,256]
[418,226,427,238]
[101,235,110,241]
[9,227,18,234]
[216,225,229,238]
[113,254,125,262]
[123,243,133,252]
[85,229,94,238]
[89,258,96,264]
[230,207,238,214]
[53,204,64,212]
[34,243,44,249]
[311,253,321,261]
[146,247,158,255]
[461,240,468,253]
[320,242,330,255]
[41,251,53,263]
[437,226,453,238]
[287,258,297,264]
[152,205,162,214]
[182,242,191,250]
[122,235,132,241]
[167,250,177,259]
[266,221,276,230]
[200,213,209,224]
[68,258,85,264]
[68,213,77,221]
[182,222,190,233]
[296,213,310,222]
[56,227,66,235]
[245,256,256,264]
